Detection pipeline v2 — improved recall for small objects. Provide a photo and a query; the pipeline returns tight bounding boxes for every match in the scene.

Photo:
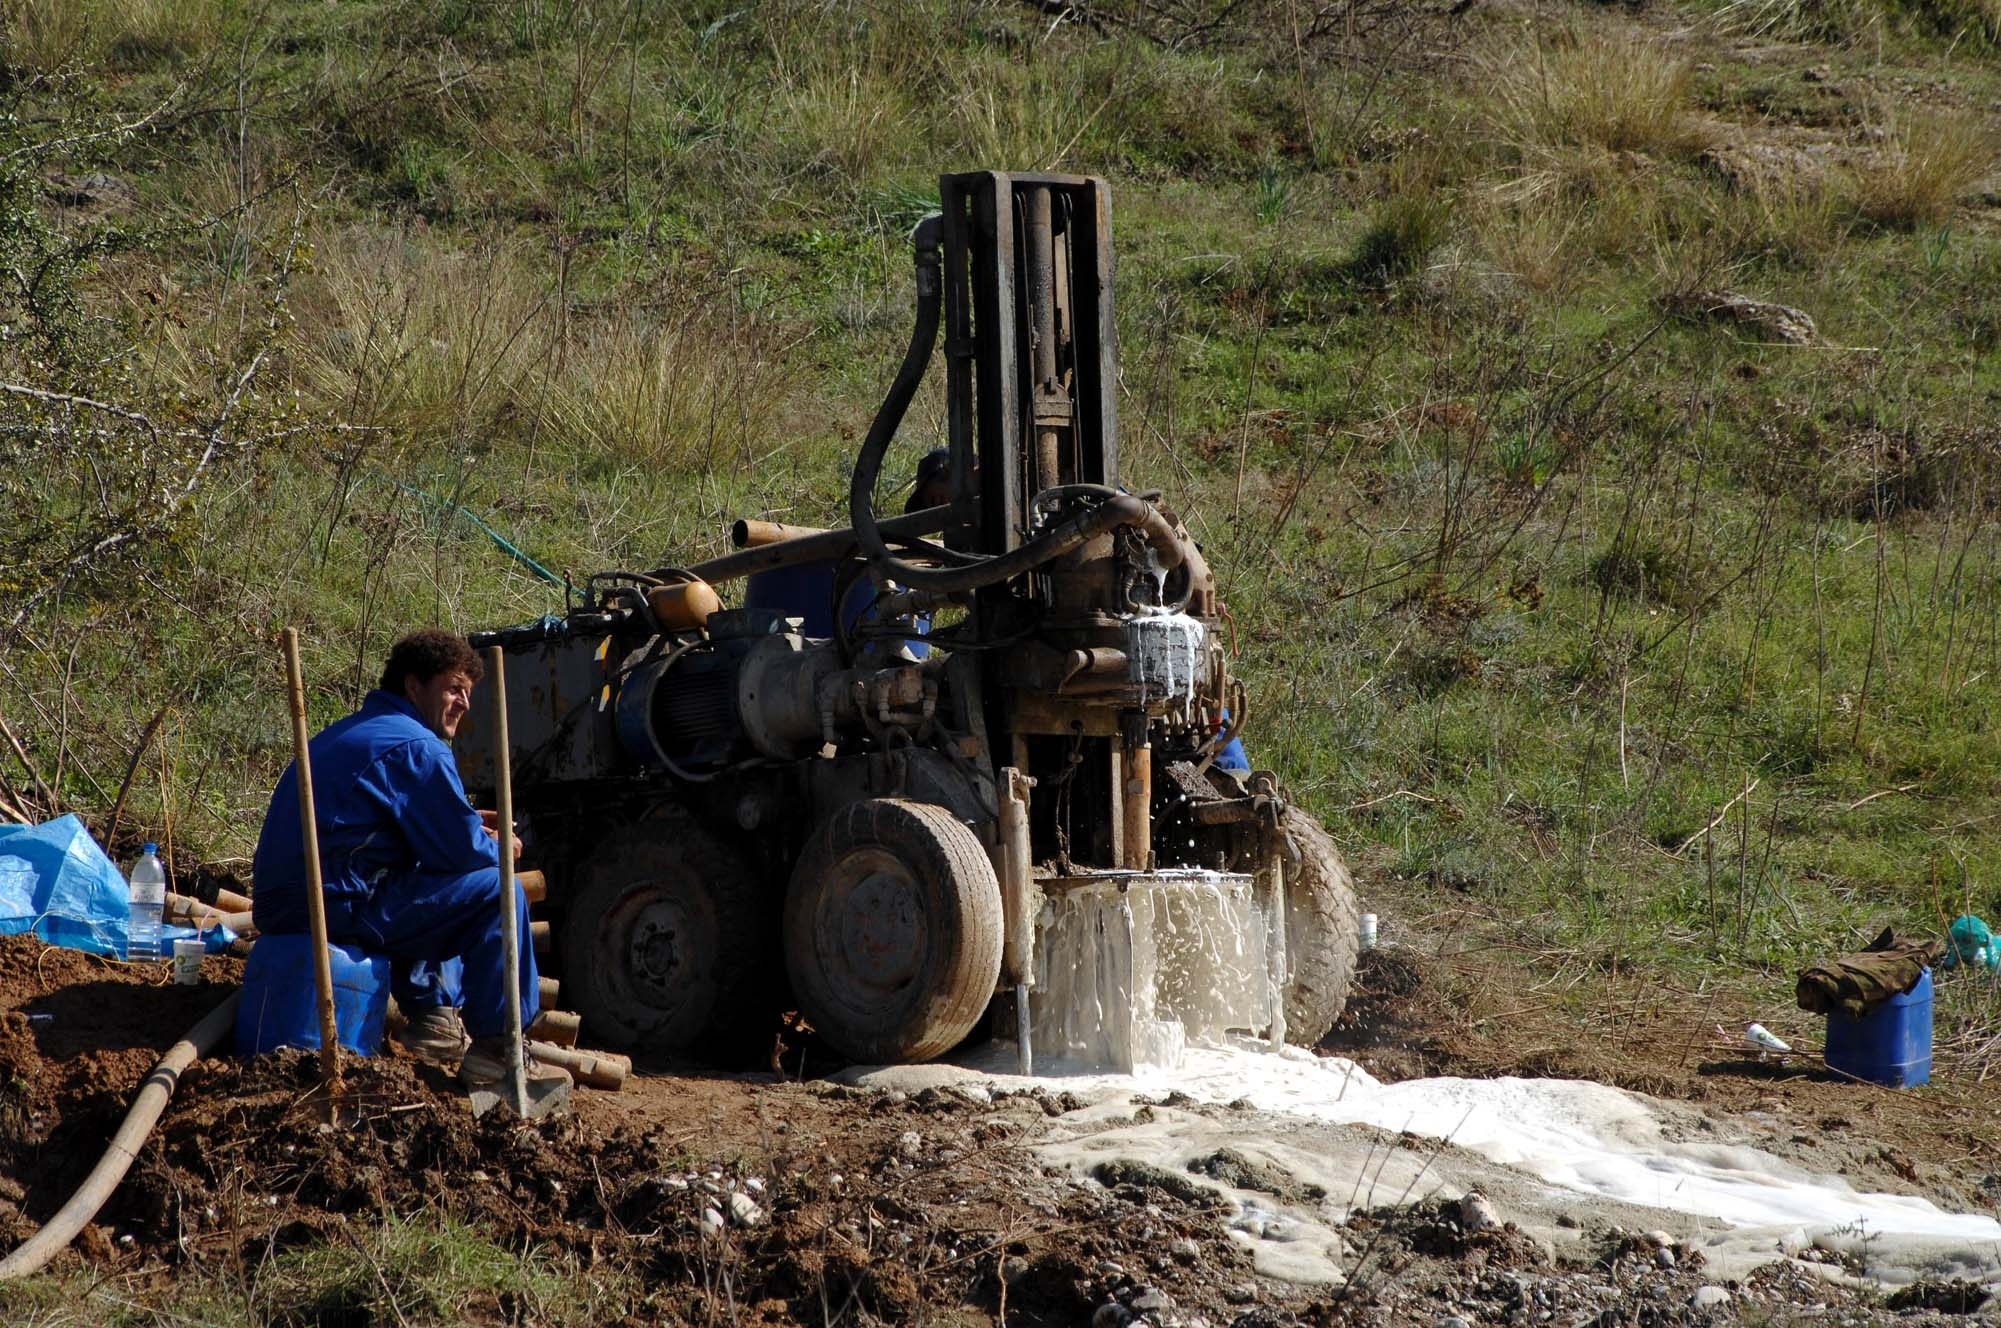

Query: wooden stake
[487,646,530,1117]
[281,628,343,1107]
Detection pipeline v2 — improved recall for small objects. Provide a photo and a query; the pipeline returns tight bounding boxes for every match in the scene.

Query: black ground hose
[849,219,1197,598]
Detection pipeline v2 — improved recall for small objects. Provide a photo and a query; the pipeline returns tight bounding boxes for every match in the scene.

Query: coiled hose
[847,217,1195,599]
[0,990,242,1280]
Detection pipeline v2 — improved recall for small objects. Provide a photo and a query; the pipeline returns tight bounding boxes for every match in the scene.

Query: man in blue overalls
[252,630,565,1090]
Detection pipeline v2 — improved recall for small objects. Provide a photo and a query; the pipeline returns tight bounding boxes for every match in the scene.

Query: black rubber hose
[849,221,1196,598]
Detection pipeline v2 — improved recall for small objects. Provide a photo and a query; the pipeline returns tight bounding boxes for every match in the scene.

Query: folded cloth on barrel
[1796,927,1942,1021]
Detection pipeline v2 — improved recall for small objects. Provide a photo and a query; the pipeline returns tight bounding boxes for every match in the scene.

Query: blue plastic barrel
[1824,967,1932,1088]
[235,933,390,1056]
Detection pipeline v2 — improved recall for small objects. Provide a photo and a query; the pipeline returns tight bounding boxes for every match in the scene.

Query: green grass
[0,1212,634,1326]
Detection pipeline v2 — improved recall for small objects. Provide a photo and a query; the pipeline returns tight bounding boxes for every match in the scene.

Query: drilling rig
[456,171,1358,1071]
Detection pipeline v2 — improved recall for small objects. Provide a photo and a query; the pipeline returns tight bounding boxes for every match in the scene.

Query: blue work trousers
[325,868,540,1040]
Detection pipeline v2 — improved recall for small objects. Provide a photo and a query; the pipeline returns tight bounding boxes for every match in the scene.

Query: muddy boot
[459,1036,572,1091]
[393,1004,471,1065]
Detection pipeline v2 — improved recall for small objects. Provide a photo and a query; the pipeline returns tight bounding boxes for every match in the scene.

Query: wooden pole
[486,646,529,1117]
[281,628,342,1104]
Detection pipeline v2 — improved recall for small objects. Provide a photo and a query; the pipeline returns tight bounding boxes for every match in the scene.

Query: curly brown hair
[378,629,484,694]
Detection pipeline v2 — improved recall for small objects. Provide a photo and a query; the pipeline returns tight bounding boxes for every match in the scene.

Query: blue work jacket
[252,690,496,934]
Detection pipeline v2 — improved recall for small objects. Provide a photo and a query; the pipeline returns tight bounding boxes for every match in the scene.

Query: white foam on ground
[927,1038,2001,1285]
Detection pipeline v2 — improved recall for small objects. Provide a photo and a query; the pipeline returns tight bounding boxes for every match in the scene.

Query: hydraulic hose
[0,990,243,1280]
[849,218,1198,598]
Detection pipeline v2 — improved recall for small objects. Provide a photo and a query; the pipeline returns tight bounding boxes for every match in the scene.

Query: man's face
[405,669,476,740]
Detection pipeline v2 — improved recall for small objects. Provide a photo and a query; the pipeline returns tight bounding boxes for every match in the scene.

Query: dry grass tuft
[1849,110,1996,230]
[1486,29,1713,161]
[292,232,553,448]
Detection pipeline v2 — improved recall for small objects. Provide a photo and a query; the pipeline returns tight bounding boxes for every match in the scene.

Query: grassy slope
[5,0,2001,1320]
[4,0,2001,1006]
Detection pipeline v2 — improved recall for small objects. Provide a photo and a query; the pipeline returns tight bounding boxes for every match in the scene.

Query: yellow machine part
[649,579,722,631]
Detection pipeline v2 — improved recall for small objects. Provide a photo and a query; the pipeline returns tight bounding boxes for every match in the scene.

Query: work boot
[458,1036,572,1090]
[393,1005,471,1065]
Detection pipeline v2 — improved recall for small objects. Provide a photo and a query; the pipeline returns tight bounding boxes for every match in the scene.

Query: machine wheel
[562,813,772,1057]
[784,798,1002,1064]
[1278,803,1360,1044]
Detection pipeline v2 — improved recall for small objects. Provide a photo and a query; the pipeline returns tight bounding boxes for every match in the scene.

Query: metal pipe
[686,505,953,587]
[732,518,829,548]
[0,991,242,1280]
[1121,740,1152,871]
[1025,186,1061,492]
[486,646,530,1117]
[281,628,342,1105]
[998,767,1039,1076]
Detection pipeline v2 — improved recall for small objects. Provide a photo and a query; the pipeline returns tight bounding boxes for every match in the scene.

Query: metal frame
[939,171,1119,559]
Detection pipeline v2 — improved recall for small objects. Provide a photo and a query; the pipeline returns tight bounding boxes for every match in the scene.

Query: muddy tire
[561,813,772,1057]
[784,798,1002,1064]
[1279,803,1360,1044]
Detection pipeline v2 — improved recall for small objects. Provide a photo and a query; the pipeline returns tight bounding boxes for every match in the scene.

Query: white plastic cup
[1359,913,1379,950]
[172,938,204,986]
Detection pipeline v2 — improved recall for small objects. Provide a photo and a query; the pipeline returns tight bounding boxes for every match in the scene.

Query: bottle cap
[142,842,158,854]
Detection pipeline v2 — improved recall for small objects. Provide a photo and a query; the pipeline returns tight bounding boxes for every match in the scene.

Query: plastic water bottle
[128,843,165,962]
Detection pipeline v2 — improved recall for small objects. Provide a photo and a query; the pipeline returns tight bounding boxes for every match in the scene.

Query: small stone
[1224,1282,1258,1304]
[1092,1302,1132,1328]
[1654,1247,1677,1269]
[1643,1230,1674,1249]
[1170,1237,1201,1261]
[1133,1287,1173,1312]
[699,1206,725,1240]
[1691,1285,1731,1310]
[1003,1256,1030,1284]
[898,1130,924,1157]
[1460,1191,1503,1233]
[1436,1317,1472,1328]
[728,1192,766,1228]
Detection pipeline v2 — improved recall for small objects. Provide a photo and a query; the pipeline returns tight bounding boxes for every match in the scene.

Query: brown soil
[0,929,1994,1325]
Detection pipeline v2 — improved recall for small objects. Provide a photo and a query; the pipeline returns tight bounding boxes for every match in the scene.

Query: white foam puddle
[923,1039,2001,1286]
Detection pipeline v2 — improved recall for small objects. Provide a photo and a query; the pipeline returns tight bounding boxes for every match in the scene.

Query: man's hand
[479,808,524,861]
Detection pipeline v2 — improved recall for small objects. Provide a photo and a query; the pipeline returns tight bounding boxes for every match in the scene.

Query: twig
[1674,777,1759,857]
[1845,784,1918,811]
[0,713,56,814]
[104,706,171,849]
[1344,788,1440,812]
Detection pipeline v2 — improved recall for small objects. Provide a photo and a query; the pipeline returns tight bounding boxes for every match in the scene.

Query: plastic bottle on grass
[128,843,165,961]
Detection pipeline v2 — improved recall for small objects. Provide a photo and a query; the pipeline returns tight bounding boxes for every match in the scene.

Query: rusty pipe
[1121,740,1152,871]
[732,518,830,548]
[685,505,954,587]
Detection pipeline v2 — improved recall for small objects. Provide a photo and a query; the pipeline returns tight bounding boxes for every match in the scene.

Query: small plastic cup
[172,937,204,986]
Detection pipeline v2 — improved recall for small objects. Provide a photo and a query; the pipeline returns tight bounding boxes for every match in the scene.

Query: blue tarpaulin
[0,815,235,959]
